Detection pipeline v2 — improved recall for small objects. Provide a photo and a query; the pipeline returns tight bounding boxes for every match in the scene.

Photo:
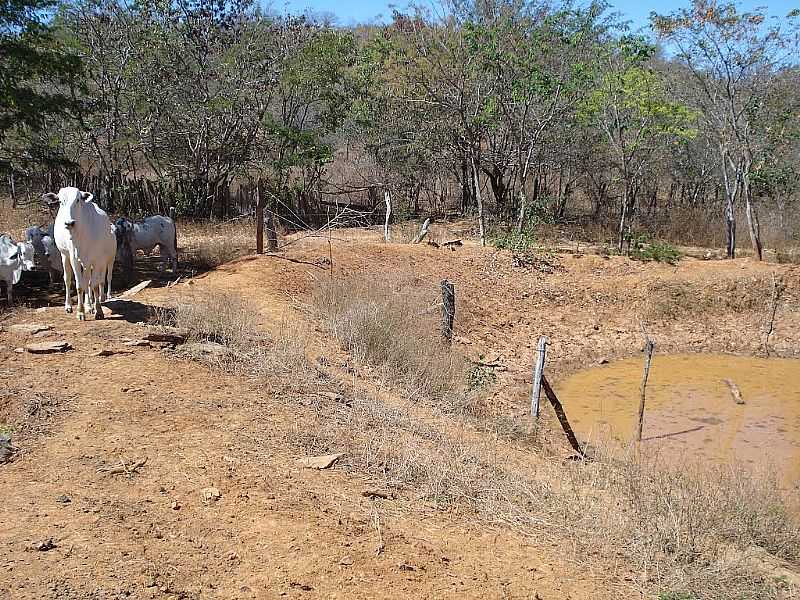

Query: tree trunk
[471,154,485,247]
[617,182,630,253]
[725,198,736,259]
[460,158,472,214]
[743,174,762,261]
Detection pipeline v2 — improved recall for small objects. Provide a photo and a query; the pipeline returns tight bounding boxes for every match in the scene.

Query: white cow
[25,224,54,258]
[0,235,35,305]
[43,187,116,320]
[115,216,178,276]
[41,235,64,284]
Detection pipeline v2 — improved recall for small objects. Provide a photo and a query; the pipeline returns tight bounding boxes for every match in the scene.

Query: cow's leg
[73,257,86,321]
[6,282,12,306]
[105,259,114,300]
[91,269,104,320]
[62,253,73,314]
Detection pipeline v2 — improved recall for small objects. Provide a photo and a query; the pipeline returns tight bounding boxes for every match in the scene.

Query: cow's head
[42,235,55,258]
[42,187,94,231]
[16,242,35,270]
[114,218,135,268]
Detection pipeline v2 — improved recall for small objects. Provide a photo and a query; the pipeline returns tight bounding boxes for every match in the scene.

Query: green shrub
[628,233,682,264]
[490,230,537,254]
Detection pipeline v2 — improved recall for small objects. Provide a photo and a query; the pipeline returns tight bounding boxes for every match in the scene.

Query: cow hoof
[77,313,85,321]
[95,310,105,320]
[65,306,72,314]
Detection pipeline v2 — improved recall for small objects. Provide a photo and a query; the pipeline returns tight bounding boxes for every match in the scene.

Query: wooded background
[1,0,798,257]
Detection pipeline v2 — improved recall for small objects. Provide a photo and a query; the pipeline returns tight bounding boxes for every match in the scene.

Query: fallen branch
[98,456,148,476]
[723,379,745,405]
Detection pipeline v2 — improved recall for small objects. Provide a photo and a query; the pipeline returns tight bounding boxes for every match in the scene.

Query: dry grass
[312,277,473,408]
[152,291,318,391]
[173,219,254,270]
[291,376,799,599]
[153,280,799,600]
[641,274,797,321]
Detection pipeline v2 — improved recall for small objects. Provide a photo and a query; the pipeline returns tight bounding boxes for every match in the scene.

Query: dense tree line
[1,0,799,257]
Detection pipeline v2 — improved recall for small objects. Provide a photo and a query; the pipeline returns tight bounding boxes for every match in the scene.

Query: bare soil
[1,224,799,599]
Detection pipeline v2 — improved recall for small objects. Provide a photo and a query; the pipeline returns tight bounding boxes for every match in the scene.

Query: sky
[272,0,800,31]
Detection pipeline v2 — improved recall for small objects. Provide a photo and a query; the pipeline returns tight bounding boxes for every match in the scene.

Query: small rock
[339,555,354,566]
[142,327,187,344]
[14,347,24,354]
[300,453,343,470]
[171,500,181,510]
[361,489,390,500]
[91,349,133,357]
[36,539,57,552]
[9,323,52,336]
[201,487,222,502]
[0,435,17,464]
[227,551,238,561]
[25,341,72,354]
[598,358,610,365]
[56,494,71,504]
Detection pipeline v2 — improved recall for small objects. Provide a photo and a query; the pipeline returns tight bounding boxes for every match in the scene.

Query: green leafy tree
[652,0,800,259]
[0,0,80,171]
[581,35,697,251]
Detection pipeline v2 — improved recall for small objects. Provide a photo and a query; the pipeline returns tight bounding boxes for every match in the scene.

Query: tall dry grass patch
[153,291,317,391]
[312,276,472,407]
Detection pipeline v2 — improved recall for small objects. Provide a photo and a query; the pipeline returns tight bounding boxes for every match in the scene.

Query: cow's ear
[81,192,94,203]
[41,192,59,206]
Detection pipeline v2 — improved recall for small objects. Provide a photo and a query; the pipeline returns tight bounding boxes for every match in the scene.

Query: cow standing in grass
[114,215,178,279]
[43,187,116,321]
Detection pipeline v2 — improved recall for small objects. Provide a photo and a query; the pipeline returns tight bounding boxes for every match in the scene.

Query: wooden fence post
[637,331,656,442]
[441,280,455,344]
[384,189,392,242]
[531,336,548,419]
[255,185,264,255]
[412,218,431,244]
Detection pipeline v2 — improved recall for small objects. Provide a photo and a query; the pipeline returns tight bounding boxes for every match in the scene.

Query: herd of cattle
[0,187,178,320]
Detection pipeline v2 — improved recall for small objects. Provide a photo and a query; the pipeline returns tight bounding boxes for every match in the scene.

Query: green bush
[490,230,537,254]
[628,233,682,264]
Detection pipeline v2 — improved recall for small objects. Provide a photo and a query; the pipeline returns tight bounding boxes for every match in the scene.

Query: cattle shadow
[103,299,173,325]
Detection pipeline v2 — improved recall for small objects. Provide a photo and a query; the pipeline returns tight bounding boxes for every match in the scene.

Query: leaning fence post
[531,336,548,419]
[441,280,455,344]
[637,327,656,442]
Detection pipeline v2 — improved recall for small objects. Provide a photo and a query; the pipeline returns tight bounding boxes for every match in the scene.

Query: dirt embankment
[1,229,798,599]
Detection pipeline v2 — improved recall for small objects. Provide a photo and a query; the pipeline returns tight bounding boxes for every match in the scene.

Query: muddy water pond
[557,354,800,487]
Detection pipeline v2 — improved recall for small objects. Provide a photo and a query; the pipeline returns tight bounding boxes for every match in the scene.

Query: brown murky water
[557,354,800,487]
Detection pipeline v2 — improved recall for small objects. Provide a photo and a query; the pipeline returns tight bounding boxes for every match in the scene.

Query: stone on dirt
[9,323,52,336]
[91,349,134,357]
[123,339,151,347]
[142,327,187,344]
[201,487,222,502]
[0,434,17,464]
[35,539,57,552]
[56,494,72,504]
[301,453,343,470]
[25,341,73,354]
